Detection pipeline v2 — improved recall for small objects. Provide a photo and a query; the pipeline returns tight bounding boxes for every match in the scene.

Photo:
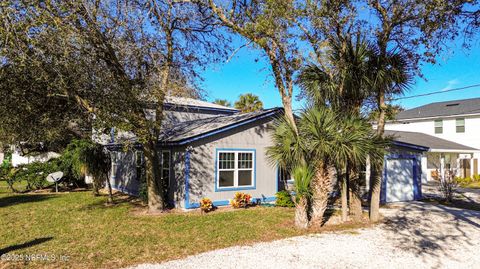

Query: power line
[393,83,480,100]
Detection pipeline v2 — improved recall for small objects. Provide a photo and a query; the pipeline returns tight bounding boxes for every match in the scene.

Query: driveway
[130,202,480,269]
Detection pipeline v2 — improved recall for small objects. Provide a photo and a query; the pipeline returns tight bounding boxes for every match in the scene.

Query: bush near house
[230,192,252,208]
[275,191,295,208]
[199,197,214,213]
[456,175,480,188]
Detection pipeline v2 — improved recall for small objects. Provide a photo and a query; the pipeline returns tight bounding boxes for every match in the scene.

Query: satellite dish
[46,171,63,192]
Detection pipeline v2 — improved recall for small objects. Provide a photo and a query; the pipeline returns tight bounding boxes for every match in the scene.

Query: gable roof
[159,108,282,145]
[164,96,238,112]
[385,130,478,152]
[395,97,480,120]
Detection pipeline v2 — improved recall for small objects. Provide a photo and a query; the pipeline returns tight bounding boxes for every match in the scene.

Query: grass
[0,181,366,268]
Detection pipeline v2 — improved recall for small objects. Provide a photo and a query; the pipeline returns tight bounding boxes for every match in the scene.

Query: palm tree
[267,107,385,228]
[213,99,231,107]
[292,165,314,229]
[368,49,413,222]
[297,36,375,221]
[234,93,263,113]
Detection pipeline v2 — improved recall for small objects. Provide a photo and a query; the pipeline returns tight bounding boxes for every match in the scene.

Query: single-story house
[106,97,430,207]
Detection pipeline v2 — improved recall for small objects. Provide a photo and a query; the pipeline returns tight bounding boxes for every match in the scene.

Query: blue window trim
[381,153,422,204]
[214,148,256,192]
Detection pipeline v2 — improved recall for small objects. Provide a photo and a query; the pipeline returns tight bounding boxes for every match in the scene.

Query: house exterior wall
[385,115,480,150]
[109,150,140,196]
[181,117,277,208]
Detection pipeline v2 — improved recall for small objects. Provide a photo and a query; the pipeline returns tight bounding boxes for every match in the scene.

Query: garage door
[386,158,414,202]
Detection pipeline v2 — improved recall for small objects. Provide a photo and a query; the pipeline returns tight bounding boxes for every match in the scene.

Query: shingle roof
[385,130,478,151]
[159,108,283,145]
[395,97,480,120]
[164,96,238,111]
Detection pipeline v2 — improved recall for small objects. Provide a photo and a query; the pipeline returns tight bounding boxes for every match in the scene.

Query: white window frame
[434,119,443,134]
[216,150,255,191]
[456,118,465,133]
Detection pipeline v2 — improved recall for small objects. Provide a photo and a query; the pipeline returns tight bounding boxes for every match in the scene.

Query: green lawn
[0,182,314,268]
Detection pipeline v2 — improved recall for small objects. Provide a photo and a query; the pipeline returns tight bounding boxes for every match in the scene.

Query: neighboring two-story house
[385,97,480,181]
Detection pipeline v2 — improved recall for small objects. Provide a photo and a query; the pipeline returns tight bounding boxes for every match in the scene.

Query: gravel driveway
[130,202,480,269]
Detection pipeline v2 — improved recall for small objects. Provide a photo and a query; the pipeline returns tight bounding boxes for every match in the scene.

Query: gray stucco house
[104,97,456,208]
[104,97,283,209]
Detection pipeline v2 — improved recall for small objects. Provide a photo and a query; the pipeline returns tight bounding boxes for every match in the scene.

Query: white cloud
[440,79,459,92]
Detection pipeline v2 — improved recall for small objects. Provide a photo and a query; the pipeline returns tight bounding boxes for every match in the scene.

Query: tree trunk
[349,168,363,222]
[143,140,165,213]
[310,164,334,226]
[92,178,100,196]
[294,196,309,229]
[369,89,387,222]
[341,171,348,222]
[369,162,382,222]
[105,175,114,204]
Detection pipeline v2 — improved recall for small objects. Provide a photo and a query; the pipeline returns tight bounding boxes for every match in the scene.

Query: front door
[386,159,414,203]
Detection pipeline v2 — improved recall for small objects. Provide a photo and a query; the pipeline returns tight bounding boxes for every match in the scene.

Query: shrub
[439,169,458,202]
[230,192,252,208]
[275,191,294,207]
[199,197,214,213]
[13,161,59,190]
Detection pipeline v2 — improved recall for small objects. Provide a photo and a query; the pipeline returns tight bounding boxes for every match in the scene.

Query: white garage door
[386,159,414,203]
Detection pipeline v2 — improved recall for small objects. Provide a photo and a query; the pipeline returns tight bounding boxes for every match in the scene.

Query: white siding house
[385,98,480,180]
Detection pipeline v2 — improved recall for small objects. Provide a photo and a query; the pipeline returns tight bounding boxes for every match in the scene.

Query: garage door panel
[386,159,414,203]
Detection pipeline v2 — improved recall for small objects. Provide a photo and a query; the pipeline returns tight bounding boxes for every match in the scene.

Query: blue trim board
[214,148,257,192]
[382,153,422,203]
[392,141,429,152]
[162,109,282,146]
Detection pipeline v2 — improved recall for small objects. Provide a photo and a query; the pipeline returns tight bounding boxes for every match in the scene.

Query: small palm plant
[292,164,314,229]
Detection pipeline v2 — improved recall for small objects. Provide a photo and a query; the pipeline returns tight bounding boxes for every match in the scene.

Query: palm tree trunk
[294,196,309,229]
[369,162,382,222]
[341,171,348,222]
[310,164,335,226]
[348,169,363,222]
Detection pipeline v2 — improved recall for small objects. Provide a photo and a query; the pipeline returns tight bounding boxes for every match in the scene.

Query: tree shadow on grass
[80,192,144,211]
[0,194,57,208]
[0,237,53,255]
[381,202,480,268]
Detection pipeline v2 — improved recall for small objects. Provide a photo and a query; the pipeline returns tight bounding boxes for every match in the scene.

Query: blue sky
[201,35,480,110]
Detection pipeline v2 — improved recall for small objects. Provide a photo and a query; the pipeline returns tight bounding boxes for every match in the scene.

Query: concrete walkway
[130,202,480,269]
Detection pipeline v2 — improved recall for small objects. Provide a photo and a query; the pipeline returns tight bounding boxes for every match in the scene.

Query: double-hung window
[456,118,465,133]
[434,119,443,134]
[217,150,255,190]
